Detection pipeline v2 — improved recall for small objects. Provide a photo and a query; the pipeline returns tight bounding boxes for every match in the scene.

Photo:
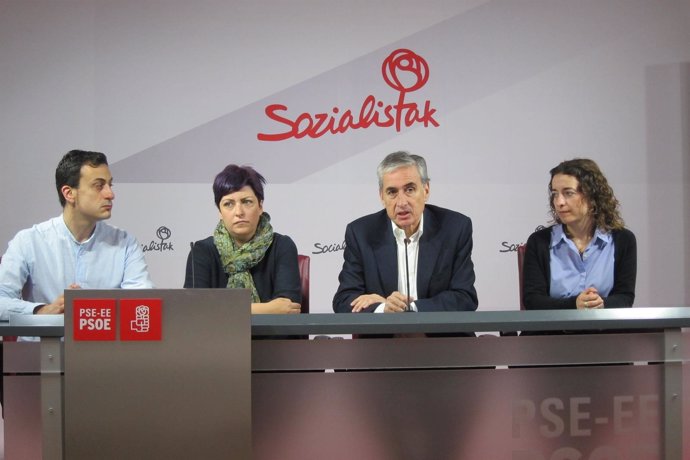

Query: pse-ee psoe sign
[73,298,162,341]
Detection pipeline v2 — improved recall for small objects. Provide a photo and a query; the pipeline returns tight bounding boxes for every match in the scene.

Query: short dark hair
[213,164,266,208]
[55,150,109,207]
[377,151,430,190]
[548,158,624,231]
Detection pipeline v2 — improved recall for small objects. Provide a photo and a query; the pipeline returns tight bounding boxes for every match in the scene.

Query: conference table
[2,298,689,460]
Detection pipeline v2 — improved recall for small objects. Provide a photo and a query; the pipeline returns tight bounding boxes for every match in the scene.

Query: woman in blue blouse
[523,158,636,310]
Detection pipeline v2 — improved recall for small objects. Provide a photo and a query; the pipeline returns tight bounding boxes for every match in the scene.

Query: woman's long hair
[548,158,625,232]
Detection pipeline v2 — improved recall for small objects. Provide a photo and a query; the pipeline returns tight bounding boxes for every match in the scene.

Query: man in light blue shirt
[0,149,154,319]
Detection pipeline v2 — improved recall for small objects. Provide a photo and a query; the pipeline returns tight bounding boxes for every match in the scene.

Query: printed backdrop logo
[312,239,346,255]
[500,225,547,253]
[257,48,439,141]
[142,226,174,253]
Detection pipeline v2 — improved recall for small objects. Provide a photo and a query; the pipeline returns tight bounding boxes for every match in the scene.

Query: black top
[184,233,301,304]
[522,225,637,309]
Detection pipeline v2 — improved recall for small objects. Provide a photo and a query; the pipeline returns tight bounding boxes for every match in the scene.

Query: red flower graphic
[382,49,430,93]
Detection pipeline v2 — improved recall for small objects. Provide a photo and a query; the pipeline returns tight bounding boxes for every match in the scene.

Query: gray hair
[377,151,430,190]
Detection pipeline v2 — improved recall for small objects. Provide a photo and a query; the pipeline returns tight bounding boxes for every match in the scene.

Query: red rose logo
[382,49,430,93]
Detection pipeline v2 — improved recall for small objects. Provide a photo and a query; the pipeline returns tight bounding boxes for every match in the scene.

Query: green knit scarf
[213,213,273,302]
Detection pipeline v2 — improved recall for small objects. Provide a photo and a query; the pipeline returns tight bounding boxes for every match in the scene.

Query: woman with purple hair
[184,164,301,314]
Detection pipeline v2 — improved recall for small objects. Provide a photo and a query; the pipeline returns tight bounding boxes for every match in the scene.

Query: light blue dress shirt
[0,215,154,320]
[549,224,615,299]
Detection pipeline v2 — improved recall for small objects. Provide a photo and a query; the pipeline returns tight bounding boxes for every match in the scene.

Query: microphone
[404,238,412,312]
[189,241,196,288]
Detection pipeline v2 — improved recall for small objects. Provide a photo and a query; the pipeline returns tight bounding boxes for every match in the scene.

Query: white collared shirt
[374,215,424,313]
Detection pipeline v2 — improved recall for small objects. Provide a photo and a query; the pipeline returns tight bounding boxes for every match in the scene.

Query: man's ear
[61,185,75,205]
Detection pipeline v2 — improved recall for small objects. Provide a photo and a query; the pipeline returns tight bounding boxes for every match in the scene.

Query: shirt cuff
[374,302,418,312]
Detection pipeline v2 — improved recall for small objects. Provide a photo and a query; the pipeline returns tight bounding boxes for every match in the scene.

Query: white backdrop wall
[1,0,689,313]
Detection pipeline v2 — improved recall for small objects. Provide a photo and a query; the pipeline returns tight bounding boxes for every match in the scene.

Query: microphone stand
[404,238,412,312]
[189,242,196,288]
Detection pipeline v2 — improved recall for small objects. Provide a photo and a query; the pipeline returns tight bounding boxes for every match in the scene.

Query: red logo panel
[119,298,162,341]
[73,299,117,341]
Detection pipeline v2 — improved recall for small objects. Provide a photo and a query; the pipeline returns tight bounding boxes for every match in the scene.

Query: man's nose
[103,185,114,200]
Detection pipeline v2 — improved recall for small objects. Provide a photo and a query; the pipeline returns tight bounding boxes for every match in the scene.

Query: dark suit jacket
[332,204,478,313]
[183,233,301,304]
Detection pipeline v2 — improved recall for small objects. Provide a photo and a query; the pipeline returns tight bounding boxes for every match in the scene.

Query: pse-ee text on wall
[73,298,162,341]
[257,48,439,141]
